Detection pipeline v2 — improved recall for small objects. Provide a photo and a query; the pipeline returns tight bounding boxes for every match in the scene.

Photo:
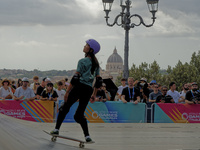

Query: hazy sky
[0,0,199,71]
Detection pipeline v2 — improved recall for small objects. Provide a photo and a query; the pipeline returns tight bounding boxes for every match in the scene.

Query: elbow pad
[94,77,103,88]
[70,74,80,86]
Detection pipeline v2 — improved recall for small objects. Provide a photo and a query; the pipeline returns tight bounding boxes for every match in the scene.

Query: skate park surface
[0,114,200,150]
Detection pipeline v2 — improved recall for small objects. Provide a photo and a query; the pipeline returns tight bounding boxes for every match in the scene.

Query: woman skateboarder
[50,39,102,143]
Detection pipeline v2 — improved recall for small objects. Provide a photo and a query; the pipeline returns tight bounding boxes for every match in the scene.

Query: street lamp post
[102,0,159,80]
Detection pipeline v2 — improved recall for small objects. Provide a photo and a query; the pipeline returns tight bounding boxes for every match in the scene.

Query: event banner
[0,100,54,122]
[58,100,146,123]
[154,103,200,123]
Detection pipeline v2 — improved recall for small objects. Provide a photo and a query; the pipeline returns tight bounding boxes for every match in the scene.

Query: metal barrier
[150,103,155,123]
[2,100,200,123]
[56,100,147,123]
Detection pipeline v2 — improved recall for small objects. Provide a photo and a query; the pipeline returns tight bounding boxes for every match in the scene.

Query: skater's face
[83,44,91,54]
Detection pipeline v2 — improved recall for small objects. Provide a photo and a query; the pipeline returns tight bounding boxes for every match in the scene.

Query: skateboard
[43,130,94,148]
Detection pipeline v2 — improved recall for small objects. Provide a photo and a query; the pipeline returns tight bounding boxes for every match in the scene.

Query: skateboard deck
[43,130,94,148]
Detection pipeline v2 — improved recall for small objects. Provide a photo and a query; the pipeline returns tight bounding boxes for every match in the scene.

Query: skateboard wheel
[79,143,85,148]
[51,137,57,142]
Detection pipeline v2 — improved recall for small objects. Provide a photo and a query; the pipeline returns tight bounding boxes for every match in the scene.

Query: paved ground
[0,114,200,150]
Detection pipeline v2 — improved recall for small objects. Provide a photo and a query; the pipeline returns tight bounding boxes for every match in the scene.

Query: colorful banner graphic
[0,100,54,122]
[58,100,146,123]
[154,103,200,123]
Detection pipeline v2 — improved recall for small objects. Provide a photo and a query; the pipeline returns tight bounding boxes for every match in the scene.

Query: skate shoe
[85,136,95,143]
[50,129,59,135]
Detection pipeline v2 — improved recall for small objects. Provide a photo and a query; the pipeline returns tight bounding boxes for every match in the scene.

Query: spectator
[9,80,16,94]
[117,78,128,101]
[121,77,140,104]
[30,76,39,90]
[55,81,66,118]
[0,79,13,100]
[156,86,174,103]
[13,77,35,101]
[36,77,50,99]
[167,82,180,103]
[56,81,66,101]
[33,82,40,95]
[61,79,67,91]
[96,83,111,102]
[95,88,102,101]
[185,82,200,104]
[179,83,189,103]
[41,83,58,101]
[45,78,51,85]
[11,80,16,90]
[149,80,157,93]
[102,83,111,101]
[149,83,162,103]
[136,77,149,103]
[17,78,22,88]
[158,83,162,91]
[187,83,192,90]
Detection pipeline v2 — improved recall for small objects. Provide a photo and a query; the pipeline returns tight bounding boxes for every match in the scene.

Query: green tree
[129,62,150,81]
[190,51,200,73]
[129,60,162,83]
[166,60,199,91]
[115,73,123,87]
[148,60,161,82]
[115,50,200,91]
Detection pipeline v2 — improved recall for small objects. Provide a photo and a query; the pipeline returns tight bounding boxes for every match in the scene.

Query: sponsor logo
[0,109,26,119]
[182,112,200,121]
[92,111,118,120]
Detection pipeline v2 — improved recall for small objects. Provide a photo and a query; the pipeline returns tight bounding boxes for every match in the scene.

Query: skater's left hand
[90,95,96,103]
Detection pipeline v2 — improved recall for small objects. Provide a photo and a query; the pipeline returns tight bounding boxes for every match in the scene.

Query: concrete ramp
[0,113,200,150]
[0,114,79,150]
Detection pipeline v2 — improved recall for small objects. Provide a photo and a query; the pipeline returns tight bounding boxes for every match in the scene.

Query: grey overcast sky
[0,0,199,71]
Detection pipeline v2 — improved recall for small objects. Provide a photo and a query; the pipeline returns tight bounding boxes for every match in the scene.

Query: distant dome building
[100,47,123,81]
[106,47,123,72]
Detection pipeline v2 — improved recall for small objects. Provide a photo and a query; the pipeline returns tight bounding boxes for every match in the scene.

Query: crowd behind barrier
[0,76,199,104]
[0,76,200,123]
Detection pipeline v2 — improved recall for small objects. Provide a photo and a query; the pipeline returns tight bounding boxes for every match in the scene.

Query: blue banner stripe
[20,104,40,122]
[21,102,44,122]
[23,102,44,122]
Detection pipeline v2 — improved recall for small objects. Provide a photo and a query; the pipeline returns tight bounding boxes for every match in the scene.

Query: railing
[1,100,200,123]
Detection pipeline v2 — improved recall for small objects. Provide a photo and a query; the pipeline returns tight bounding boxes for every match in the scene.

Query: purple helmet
[86,39,100,55]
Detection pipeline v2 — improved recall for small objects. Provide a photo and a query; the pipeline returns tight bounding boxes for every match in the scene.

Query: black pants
[55,83,93,137]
